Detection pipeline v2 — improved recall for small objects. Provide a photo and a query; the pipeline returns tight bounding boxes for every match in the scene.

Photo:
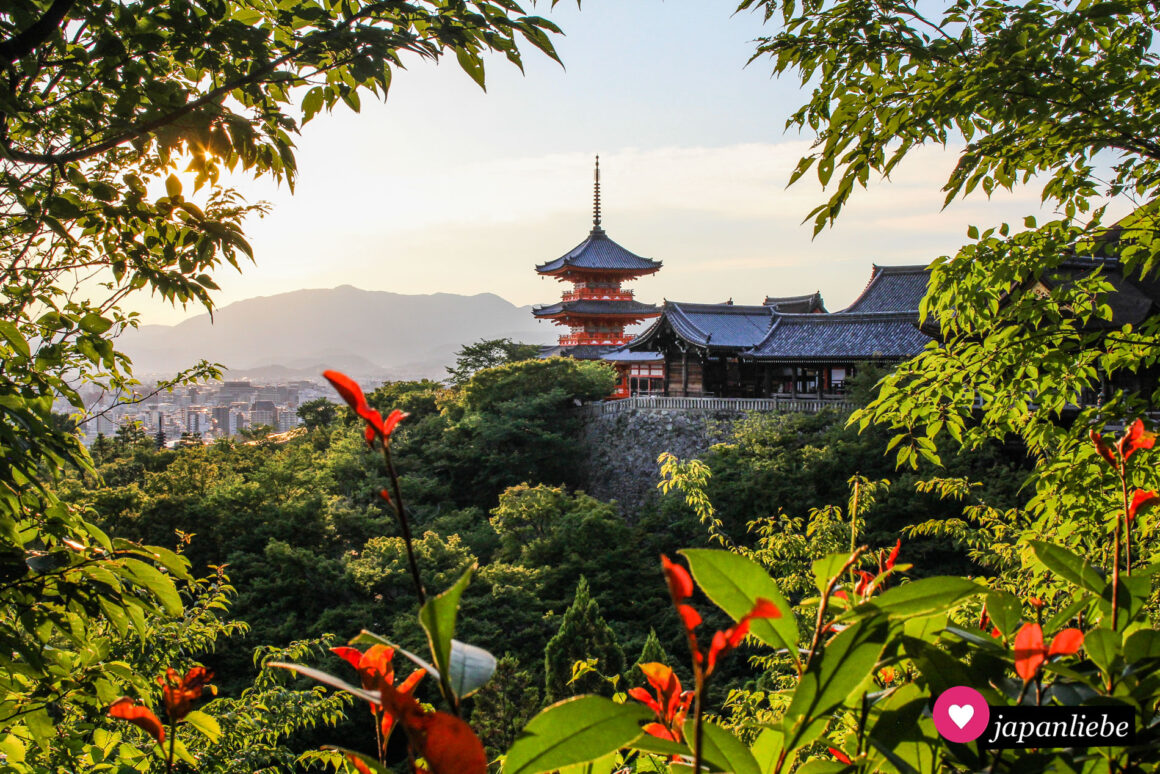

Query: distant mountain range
[118,286,554,381]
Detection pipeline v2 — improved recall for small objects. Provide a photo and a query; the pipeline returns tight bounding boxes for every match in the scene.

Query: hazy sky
[136,0,1060,326]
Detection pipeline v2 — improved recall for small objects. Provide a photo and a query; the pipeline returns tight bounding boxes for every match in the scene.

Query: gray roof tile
[533,299,659,318]
[536,228,662,274]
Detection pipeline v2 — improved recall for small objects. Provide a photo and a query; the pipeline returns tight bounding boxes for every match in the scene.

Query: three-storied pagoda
[534,157,662,396]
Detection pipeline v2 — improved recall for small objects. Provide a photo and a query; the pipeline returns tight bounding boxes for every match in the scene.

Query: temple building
[622,264,933,399]
[534,157,663,398]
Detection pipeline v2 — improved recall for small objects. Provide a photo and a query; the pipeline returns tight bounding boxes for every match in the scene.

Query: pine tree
[635,628,670,668]
[544,576,625,702]
[469,655,540,758]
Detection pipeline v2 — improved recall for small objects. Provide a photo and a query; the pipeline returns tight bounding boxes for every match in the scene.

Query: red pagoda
[534,158,662,397]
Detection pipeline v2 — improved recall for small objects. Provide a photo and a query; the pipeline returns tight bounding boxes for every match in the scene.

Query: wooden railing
[558,333,632,346]
[562,288,634,302]
[575,396,854,417]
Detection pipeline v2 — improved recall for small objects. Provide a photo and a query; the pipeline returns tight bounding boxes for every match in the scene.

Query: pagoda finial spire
[592,154,603,233]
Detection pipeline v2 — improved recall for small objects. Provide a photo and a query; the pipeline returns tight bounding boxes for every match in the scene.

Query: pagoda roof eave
[535,228,663,275]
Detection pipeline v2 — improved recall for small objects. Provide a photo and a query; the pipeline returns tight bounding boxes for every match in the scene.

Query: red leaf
[364,424,376,445]
[643,722,677,742]
[346,754,374,774]
[383,669,426,740]
[1129,490,1160,521]
[628,687,662,718]
[359,644,396,692]
[109,697,165,744]
[324,370,368,413]
[1118,419,1155,461]
[706,629,729,675]
[885,539,901,570]
[1047,628,1084,657]
[382,409,409,439]
[413,712,487,774]
[854,570,873,596]
[1014,622,1046,682]
[159,666,214,722]
[1090,428,1117,466]
[661,555,694,602]
[379,488,393,505]
[332,646,363,670]
[746,597,782,620]
[829,747,853,765]
[677,603,701,633]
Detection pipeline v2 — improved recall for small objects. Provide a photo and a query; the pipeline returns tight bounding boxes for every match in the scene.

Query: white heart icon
[947,704,974,729]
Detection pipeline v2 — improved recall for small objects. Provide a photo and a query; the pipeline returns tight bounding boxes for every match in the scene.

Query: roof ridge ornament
[591,154,604,235]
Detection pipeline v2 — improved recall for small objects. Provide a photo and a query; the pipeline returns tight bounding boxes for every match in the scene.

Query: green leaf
[796,762,848,774]
[857,577,984,619]
[781,617,888,756]
[984,589,1021,636]
[323,747,391,773]
[680,549,798,658]
[681,720,760,774]
[419,565,474,697]
[79,313,113,335]
[302,86,324,121]
[165,174,182,198]
[456,48,487,90]
[0,320,30,358]
[1124,629,1160,663]
[812,552,849,593]
[119,558,182,616]
[749,727,783,773]
[181,710,220,743]
[626,732,689,758]
[1083,627,1120,678]
[1030,541,1107,595]
[446,639,497,698]
[557,752,618,774]
[503,696,651,774]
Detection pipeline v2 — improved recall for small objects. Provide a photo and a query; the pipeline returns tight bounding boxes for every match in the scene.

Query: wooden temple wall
[665,353,703,396]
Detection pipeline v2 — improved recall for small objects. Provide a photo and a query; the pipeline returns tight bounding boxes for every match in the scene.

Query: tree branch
[0,0,77,65]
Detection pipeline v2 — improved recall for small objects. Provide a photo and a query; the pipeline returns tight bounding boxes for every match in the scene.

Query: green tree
[635,628,669,667]
[438,358,617,505]
[296,397,339,431]
[468,654,541,758]
[0,4,564,762]
[544,576,625,702]
[741,0,1160,473]
[446,337,541,385]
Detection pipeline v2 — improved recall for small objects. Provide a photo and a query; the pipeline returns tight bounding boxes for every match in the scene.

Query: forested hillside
[62,356,1030,766]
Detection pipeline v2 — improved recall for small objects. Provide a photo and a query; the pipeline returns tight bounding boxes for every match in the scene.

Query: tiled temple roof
[628,264,934,362]
[745,312,931,362]
[536,228,662,276]
[532,299,659,319]
[764,291,827,313]
[841,265,930,313]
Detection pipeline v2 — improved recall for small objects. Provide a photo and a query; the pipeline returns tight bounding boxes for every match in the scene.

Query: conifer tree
[544,576,625,702]
[635,628,670,668]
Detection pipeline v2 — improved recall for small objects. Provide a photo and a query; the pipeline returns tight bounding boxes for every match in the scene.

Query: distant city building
[250,400,278,428]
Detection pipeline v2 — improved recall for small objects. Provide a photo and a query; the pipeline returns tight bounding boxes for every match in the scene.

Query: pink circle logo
[933,686,990,743]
